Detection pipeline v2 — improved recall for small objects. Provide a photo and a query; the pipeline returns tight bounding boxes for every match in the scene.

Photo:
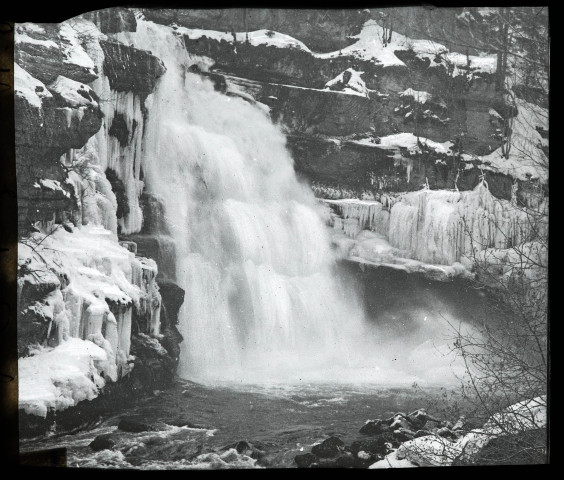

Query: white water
[115,20,469,385]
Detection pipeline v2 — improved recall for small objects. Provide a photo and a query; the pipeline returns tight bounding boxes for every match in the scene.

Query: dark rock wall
[144,8,369,53]
[100,40,166,93]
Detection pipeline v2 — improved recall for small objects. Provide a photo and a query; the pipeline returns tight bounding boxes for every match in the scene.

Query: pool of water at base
[19,379,460,469]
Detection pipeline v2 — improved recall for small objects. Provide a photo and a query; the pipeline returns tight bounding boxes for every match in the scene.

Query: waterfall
[116,20,377,383]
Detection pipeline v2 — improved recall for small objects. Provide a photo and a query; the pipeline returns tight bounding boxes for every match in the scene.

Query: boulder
[423,420,441,431]
[117,417,154,433]
[452,416,467,431]
[359,419,389,435]
[295,452,317,468]
[393,428,416,442]
[311,436,345,458]
[100,40,166,94]
[396,435,463,467]
[389,414,413,431]
[232,440,265,460]
[437,427,458,441]
[89,434,116,451]
[349,437,390,456]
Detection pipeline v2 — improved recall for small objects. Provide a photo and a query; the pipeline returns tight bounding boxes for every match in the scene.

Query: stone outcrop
[15,17,184,436]
[143,8,369,52]
[15,66,103,235]
[99,40,166,93]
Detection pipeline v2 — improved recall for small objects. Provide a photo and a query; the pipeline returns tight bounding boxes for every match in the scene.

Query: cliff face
[168,7,546,202]
[15,17,184,433]
[143,8,369,52]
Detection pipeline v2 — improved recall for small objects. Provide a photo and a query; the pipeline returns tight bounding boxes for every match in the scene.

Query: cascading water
[114,19,469,385]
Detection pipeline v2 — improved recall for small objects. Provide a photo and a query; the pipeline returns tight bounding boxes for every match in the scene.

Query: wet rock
[350,437,389,456]
[355,450,382,468]
[118,417,154,433]
[334,451,356,468]
[311,436,345,458]
[389,414,413,431]
[359,419,389,435]
[295,452,317,468]
[393,428,416,442]
[414,429,432,439]
[424,419,441,431]
[452,416,467,431]
[100,40,166,94]
[437,427,458,441]
[89,434,116,451]
[234,440,265,460]
[407,409,431,429]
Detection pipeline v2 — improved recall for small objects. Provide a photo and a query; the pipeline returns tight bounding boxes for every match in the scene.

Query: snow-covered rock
[327,182,541,268]
[18,338,111,417]
[18,225,162,417]
[14,63,53,110]
[369,450,417,468]
[399,88,431,104]
[396,435,463,466]
[171,25,312,53]
[314,19,497,75]
[325,68,369,97]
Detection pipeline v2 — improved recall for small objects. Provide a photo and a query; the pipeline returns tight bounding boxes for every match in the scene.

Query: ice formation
[327,181,545,271]
[17,19,164,416]
[18,225,161,416]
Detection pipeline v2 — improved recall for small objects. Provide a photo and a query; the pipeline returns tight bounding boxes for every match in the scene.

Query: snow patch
[172,25,311,53]
[49,76,98,108]
[59,21,98,74]
[324,68,369,97]
[18,338,109,417]
[14,63,52,109]
[399,88,431,104]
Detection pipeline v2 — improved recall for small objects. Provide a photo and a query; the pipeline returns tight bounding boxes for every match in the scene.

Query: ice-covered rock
[17,225,163,417]
[327,182,544,274]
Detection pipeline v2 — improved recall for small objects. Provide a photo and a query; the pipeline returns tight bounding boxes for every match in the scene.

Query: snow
[477,99,548,183]
[14,63,52,109]
[48,76,98,108]
[396,435,463,467]
[314,19,497,75]
[18,338,109,417]
[324,68,369,97]
[18,22,46,34]
[370,395,547,468]
[172,25,311,53]
[15,32,58,49]
[456,395,547,464]
[399,88,431,104]
[59,21,98,74]
[378,132,454,154]
[33,179,71,197]
[484,395,547,434]
[369,450,417,468]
